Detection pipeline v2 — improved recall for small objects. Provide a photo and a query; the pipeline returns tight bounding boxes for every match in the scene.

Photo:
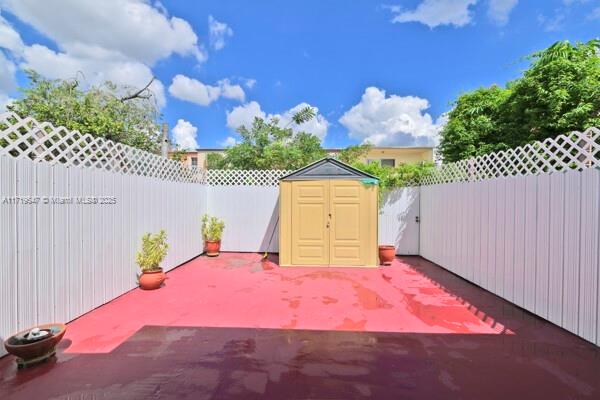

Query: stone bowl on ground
[4,323,67,368]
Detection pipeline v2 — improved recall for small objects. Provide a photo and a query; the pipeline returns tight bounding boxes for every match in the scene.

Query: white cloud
[387,0,478,28]
[339,87,444,146]
[244,79,257,89]
[171,119,198,150]
[219,136,239,147]
[225,101,329,141]
[218,79,246,102]
[168,74,245,106]
[0,51,17,94]
[276,103,329,141]
[487,0,518,25]
[0,94,13,111]
[226,101,266,130]
[537,13,566,32]
[1,0,206,64]
[208,15,233,51]
[0,12,24,53]
[0,0,211,109]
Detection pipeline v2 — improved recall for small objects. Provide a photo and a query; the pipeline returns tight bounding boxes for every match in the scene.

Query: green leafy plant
[136,230,169,273]
[202,214,225,242]
[337,143,373,164]
[353,161,434,207]
[439,39,600,162]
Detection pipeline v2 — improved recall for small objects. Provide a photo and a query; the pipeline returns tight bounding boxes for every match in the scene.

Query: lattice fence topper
[0,112,205,183]
[205,169,291,186]
[422,127,600,185]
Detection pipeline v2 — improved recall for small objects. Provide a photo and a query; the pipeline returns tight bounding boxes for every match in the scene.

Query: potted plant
[354,161,434,266]
[202,214,225,256]
[136,230,169,290]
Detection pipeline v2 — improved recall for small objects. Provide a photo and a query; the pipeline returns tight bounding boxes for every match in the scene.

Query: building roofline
[170,146,435,153]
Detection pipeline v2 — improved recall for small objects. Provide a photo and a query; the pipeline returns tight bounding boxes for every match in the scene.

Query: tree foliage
[337,143,372,164]
[352,161,435,206]
[208,106,327,170]
[9,70,162,153]
[440,39,600,162]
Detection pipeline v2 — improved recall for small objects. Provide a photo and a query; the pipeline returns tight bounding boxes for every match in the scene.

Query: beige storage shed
[279,158,379,267]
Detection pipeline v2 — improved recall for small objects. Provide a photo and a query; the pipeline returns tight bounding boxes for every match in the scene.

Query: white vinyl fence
[207,185,280,253]
[206,184,421,254]
[420,168,600,346]
[379,187,421,255]
[0,155,205,355]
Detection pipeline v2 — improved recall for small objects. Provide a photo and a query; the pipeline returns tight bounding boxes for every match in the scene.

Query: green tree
[439,86,511,162]
[8,70,163,152]
[210,106,327,170]
[439,39,600,162]
[502,39,600,144]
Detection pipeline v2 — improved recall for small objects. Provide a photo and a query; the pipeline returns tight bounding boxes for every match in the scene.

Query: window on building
[191,157,198,167]
[381,159,395,167]
[366,159,377,165]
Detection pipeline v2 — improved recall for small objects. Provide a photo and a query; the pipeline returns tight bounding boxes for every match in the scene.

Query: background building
[172,146,434,169]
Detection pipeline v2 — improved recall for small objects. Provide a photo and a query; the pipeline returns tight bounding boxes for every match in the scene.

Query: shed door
[290,180,373,266]
[329,181,368,265]
[291,181,330,265]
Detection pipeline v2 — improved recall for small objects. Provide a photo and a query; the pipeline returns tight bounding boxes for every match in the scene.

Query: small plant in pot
[136,229,169,290]
[202,214,225,257]
[353,160,434,266]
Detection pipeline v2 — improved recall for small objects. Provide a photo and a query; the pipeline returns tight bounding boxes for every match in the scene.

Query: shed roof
[280,157,379,181]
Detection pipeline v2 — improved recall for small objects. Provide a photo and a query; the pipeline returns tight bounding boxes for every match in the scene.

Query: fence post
[161,123,169,158]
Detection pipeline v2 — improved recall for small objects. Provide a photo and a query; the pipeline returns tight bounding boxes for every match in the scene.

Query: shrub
[136,230,169,272]
[352,161,435,207]
[202,214,225,241]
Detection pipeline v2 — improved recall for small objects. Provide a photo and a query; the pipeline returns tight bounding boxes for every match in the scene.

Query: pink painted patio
[1,253,599,399]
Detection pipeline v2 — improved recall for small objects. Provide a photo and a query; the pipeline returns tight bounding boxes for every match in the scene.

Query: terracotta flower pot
[4,323,66,367]
[139,269,166,290]
[378,245,396,266]
[205,240,221,257]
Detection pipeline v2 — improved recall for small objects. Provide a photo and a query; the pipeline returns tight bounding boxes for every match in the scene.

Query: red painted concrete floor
[1,253,599,399]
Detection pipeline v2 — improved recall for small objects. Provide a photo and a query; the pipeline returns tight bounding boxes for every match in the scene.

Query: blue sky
[0,0,598,150]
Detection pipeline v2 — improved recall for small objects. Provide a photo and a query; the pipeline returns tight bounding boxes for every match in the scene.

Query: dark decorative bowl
[4,323,67,367]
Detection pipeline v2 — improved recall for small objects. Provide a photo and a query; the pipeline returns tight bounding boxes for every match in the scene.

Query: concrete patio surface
[1,253,599,399]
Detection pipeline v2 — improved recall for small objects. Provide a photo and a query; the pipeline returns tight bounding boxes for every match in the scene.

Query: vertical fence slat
[562,171,581,334]
[535,173,551,319]
[523,175,537,311]
[578,169,600,344]
[17,160,37,329]
[0,156,18,354]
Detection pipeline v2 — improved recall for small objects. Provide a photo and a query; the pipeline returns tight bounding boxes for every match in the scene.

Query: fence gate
[378,187,421,255]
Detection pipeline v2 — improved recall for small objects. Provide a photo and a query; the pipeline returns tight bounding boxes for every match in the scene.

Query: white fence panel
[207,185,280,253]
[0,155,205,356]
[378,187,420,255]
[420,169,600,346]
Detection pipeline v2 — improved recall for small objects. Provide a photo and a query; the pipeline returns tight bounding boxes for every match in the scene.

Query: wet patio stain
[321,296,338,305]
[336,318,368,330]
